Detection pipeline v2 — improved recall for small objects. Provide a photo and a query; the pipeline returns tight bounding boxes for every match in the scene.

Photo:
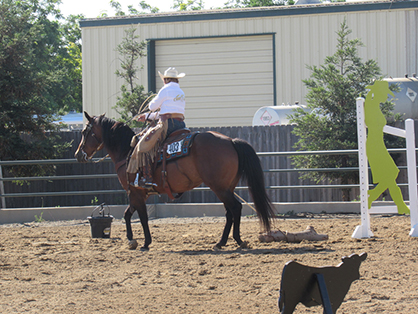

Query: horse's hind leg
[215,190,243,249]
[216,209,233,248]
[137,202,152,251]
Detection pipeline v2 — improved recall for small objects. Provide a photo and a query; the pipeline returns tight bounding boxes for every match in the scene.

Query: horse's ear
[100,113,106,118]
[84,111,93,123]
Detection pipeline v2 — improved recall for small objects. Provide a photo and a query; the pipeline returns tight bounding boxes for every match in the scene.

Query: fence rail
[0,148,414,200]
[1,121,416,208]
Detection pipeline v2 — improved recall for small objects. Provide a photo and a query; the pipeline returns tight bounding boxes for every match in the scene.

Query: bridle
[77,95,156,164]
[78,120,104,162]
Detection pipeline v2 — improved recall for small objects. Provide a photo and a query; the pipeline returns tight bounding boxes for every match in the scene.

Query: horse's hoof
[140,246,149,251]
[239,241,249,249]
[128,239,138,250]
[213,243,223,250]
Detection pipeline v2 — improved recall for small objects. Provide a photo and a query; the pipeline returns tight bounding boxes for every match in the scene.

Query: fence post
[352,97,373,238]
[0,161,6,209]
[405,119,418,236]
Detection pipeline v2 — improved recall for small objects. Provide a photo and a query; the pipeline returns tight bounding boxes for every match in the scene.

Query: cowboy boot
[127,172,141,188]
[141,159,157,189]
[129,170,155,189]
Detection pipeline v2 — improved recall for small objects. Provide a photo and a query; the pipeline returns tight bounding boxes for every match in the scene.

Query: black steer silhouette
[278,252,367,314]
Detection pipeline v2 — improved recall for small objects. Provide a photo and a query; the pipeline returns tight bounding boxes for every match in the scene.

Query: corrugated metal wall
[81,4,418,126]
[154,35,274,126]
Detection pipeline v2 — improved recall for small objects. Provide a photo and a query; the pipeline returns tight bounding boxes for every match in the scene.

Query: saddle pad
[156,133,196,164]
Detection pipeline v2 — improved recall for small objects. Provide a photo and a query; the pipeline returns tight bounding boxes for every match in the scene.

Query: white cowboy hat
[158,67,186,81]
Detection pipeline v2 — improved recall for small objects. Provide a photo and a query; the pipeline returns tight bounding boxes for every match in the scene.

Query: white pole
[405,119,418,236]
[352,97,373,238]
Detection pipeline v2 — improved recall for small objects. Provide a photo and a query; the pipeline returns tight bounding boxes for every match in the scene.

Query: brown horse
[75,112,275,250]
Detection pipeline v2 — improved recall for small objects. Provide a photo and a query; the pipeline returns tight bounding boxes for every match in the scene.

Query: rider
[136,67,186,135]
[127,67,187,188]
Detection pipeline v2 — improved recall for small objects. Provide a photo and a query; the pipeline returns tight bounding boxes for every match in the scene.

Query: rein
[129,94,157,125]
[93,153,108,164]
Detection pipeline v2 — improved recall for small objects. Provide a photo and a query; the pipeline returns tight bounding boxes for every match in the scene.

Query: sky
[58,0,228,18]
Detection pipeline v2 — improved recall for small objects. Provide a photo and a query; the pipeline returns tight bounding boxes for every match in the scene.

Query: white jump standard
[352,95,418,238]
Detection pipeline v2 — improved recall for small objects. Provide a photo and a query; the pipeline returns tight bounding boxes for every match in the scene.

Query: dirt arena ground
[1,214,417,313]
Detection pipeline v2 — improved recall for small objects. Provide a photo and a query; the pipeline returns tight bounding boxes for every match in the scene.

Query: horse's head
[75,112,105,163]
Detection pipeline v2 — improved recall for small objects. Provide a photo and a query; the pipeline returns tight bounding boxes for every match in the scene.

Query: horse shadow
[168,246,334,256]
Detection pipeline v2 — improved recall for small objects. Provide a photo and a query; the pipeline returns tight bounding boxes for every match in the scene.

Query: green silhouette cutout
[364,80,409,214]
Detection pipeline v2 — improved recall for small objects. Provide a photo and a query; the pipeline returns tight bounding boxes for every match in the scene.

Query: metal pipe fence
[0,148,413,202]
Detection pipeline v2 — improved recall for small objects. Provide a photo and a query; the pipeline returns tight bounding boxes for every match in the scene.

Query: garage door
[154,35,274,127]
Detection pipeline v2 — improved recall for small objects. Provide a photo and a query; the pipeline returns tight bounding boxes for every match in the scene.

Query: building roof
[80,0,418,28]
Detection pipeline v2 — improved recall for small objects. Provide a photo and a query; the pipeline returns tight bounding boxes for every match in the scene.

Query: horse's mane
[99,116,135,157]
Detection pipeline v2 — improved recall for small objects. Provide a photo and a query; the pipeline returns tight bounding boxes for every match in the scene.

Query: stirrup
[129,181,157,190]
[129,182,140,188]
[129,174,157,190]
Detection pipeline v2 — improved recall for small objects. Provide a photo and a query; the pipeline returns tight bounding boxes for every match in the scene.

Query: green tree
[113,27,152,127]
[108,0,159,16]
[290,19,401,201]
[55,14,83,114]
[173,0,204,10]
[0,0,71,176]
[137,1,160,13]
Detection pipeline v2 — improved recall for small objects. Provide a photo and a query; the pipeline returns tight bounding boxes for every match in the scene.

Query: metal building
[80,1,418,127]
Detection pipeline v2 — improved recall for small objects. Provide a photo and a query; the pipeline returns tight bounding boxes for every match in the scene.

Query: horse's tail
[232,138,275,232]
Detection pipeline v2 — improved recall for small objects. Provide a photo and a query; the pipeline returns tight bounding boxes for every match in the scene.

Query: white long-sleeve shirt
[147,82,185,120]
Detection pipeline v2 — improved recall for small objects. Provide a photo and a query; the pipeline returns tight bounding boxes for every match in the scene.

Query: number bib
[166,140,184,155]
[156,132,196,164]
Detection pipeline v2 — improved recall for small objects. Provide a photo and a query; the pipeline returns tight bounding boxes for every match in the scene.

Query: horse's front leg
[124,205,138,250]
[129,188,152,251]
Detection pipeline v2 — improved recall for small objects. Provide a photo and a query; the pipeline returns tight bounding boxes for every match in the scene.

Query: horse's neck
[106,149,130,191]
[107,150,128,168]
[101,121,133,166]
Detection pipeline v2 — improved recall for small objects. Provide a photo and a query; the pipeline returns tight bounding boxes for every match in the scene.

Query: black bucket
[87,203,114,238]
